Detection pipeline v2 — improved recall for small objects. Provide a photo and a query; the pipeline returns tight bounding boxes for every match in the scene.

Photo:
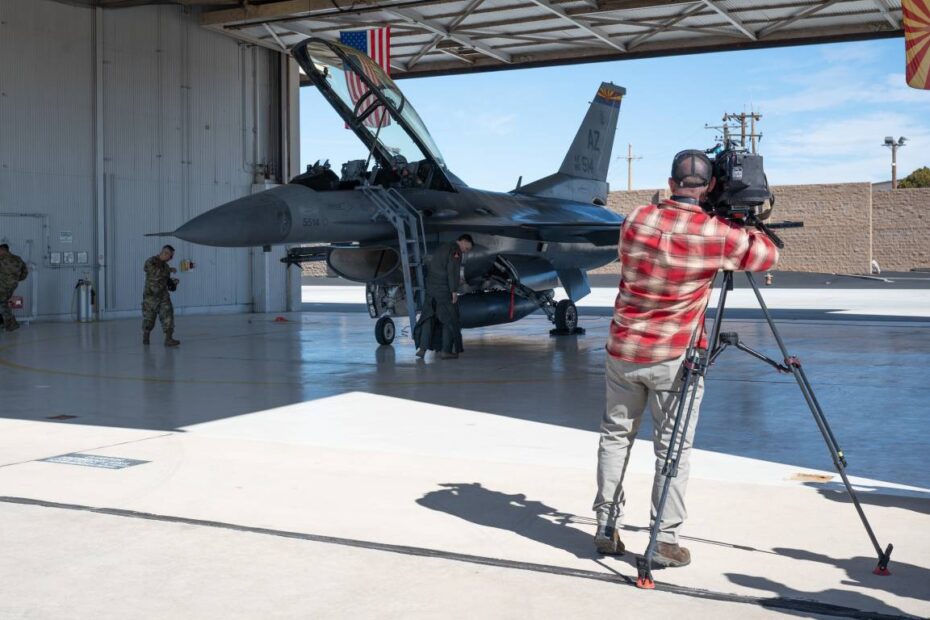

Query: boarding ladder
[360,186,427,333]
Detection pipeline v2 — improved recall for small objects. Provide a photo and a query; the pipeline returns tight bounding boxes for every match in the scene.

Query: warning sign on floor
[39,453,149,470]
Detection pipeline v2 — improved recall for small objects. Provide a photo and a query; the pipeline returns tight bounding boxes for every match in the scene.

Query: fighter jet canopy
[294,38,455,190]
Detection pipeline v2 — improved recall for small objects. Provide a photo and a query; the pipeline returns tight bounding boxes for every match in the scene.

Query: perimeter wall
[599,184,930,274]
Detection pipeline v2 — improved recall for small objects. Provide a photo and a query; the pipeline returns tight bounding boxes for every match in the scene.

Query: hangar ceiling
[196,0,904,78]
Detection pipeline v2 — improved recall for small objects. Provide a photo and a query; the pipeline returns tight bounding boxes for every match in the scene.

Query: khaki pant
[594,354,705,544]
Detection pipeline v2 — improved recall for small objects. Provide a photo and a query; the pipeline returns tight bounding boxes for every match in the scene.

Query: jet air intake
[327,247,401,283]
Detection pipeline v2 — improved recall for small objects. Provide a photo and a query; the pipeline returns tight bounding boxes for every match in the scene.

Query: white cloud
[450,110,518,137]
[756,51,930,116]
[820,43,881,65]
[763,112,930,184]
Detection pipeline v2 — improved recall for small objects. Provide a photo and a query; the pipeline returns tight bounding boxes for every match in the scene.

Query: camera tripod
[635,269,894,590]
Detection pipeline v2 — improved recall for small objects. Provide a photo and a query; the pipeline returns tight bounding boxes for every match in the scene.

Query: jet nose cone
[174,186,297,247]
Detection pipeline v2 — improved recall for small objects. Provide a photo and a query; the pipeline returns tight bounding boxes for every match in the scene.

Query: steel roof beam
[263,23,289,52]
[456,27,599,47]
[407,0,487,68]
[701,0,756,40]
[579,12,743,38]
[626,2,706,50]
[526,0,627,52]
[435,47,476,64]
[387,6,512,63]
[201,0,379,27]
[871,0,900,29]
[757,0,842,38]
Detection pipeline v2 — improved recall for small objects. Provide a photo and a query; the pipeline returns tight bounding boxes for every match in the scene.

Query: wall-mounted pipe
[94,6,107,317]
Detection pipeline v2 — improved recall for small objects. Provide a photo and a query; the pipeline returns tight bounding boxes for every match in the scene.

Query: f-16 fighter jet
[170,38,625,345]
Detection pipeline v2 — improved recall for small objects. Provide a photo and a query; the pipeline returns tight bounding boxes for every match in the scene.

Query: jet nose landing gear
[375,316,396,345]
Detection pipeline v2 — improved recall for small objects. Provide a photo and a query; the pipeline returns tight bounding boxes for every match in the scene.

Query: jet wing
[525,222,622,247]
[422,221,621,246]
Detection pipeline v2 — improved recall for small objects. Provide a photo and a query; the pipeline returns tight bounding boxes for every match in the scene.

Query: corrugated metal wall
[0,0,283,318]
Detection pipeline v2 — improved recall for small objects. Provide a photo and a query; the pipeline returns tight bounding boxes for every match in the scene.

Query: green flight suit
[414,242,464,354]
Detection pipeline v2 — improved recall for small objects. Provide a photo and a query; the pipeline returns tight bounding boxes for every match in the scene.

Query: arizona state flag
[904,0,930,89]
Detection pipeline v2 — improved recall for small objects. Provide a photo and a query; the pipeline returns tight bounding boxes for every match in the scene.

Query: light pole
[883,136,907,189]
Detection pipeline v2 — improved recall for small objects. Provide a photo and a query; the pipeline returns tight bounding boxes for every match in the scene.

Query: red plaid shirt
[607,199,779,363]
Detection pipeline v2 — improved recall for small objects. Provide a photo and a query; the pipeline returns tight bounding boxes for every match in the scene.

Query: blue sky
[300,37,929,192]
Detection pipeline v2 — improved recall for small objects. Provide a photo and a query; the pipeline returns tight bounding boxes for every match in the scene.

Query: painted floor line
[0,432,175,470]
[0,496,914,620]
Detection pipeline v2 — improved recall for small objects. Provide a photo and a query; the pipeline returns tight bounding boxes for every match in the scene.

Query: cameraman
[593,150,779,566]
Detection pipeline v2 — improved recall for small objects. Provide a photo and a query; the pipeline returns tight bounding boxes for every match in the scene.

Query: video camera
[703,141,773,221]
[702,141,801,248]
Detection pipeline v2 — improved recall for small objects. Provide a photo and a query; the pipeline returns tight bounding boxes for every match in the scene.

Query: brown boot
[415,348,426,358]
[164,330,180,347]
[143,330,151,345]
[654,542,691,567]
[594,525,625,556]
[440,351,459,359]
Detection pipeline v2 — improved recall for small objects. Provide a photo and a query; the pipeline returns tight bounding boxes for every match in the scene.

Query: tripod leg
[637,355,704,589]
[744,272,893,575]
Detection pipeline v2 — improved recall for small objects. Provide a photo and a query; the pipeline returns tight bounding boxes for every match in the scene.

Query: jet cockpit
[292,38,458,193]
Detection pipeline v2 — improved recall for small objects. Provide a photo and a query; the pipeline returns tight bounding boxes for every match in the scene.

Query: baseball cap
[671,150,713,188]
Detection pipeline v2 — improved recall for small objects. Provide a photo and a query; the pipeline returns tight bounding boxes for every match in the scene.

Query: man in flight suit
[0,244,28,333]
[415,234,474,359]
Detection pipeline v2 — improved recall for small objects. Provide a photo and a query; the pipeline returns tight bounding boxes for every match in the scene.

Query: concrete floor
[1,308,929,618]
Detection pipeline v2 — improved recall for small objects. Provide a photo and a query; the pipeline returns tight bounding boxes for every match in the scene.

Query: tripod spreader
[713,332,792,373]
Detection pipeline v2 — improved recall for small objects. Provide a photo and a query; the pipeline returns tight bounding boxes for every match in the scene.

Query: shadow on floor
[416,482,598,560]
[416,482,779,564]
[805,482,930,517]
[725,573,915,619]
[772,547,930,605]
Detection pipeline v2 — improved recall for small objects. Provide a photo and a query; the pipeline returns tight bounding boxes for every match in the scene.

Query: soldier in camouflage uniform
[0,244,28,333]
[143,245,180,347]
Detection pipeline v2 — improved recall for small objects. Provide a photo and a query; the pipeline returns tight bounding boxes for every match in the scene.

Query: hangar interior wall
[0,0,297,320]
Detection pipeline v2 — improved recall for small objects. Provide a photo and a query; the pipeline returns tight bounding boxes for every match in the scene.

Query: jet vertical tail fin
[517,82,624,204]
[559,83,624,182]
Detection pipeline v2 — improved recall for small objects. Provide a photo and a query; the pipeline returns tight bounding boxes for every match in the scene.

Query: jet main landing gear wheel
[555,299,578,331]
[550,299,585,336]
[375,316,395,345]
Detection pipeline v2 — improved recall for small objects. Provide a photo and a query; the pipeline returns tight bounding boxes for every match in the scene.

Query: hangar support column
[249,50,301,314]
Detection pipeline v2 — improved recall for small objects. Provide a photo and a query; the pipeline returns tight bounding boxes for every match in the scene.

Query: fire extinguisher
[75,279,95,322]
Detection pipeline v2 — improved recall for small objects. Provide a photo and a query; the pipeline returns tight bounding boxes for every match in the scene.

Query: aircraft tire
[554,299,578,332]
[375,316,396,345]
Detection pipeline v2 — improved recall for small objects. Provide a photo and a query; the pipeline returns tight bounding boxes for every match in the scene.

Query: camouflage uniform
[0,252,28,331]
[414,242,464,354]
[142,256,175,334]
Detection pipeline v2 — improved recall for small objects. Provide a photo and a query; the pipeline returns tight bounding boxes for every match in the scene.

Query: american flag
[339,28,392,128]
